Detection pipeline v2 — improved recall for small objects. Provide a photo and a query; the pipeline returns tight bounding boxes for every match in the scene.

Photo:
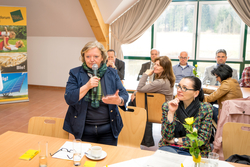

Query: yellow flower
[181,163,184,167]
[195,64,198,68]
[185,117,194,125]
[192,155,201,163]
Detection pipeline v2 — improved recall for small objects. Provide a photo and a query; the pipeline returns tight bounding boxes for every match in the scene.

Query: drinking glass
[208,152,219,167]
[73,139,82,166]
[39,141,48,167]
[206,80,210,87]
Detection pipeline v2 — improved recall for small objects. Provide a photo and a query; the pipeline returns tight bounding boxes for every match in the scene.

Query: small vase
[192,155,201,167]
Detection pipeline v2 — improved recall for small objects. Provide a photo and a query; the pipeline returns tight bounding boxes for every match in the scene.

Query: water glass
[208,152,219,167]
[39,141,48,167]
[73,139,82,166]
[206,80,210,87]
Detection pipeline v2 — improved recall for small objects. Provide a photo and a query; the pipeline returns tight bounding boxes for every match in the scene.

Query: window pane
[122,28,151,57]
[124,59,149,81]
[245,27,250,60]
[155,2,196,59]
[198,2,243,60]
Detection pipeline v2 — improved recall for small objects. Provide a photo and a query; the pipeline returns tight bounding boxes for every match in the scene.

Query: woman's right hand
[145,69,154,76]
[168,98,180,114]
[87,76,100,89]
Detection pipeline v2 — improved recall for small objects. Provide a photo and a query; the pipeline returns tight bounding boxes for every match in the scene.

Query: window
[197,2,243,60]
[122,0,248,81]
[154,2,197,59]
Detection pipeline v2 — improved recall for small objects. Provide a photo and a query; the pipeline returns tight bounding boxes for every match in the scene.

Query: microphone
[92,64,98,93]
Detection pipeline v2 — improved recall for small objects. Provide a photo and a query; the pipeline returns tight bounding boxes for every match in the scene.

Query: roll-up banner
[0,6,28,104]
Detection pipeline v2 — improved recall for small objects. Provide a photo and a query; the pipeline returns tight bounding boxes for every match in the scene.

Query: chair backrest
[28,116,69,139]
[118,106,147,148]
[136,92,165,123]
[222,122,250,160]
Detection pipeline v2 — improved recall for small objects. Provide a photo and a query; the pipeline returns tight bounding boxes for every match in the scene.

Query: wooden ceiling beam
[79,0,109,50]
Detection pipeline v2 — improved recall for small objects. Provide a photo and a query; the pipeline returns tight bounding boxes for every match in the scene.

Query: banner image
[0,72,28,103]
[0,6,28,104]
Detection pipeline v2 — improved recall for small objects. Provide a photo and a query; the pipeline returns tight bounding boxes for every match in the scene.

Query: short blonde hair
[81,41,107,63]
[17,40,25,48]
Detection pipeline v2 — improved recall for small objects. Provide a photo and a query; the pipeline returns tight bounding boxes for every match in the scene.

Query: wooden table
[0,131,249,167]
[0,131,153,167]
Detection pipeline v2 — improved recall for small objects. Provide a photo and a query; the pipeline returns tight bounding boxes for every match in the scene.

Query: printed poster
[0,6,28,104]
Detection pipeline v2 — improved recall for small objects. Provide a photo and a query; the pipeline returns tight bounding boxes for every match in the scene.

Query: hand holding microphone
[92,64,99,93]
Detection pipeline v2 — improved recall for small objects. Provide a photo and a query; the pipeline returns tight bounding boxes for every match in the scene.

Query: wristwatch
[118,97,124,106]
[174,138,179,145]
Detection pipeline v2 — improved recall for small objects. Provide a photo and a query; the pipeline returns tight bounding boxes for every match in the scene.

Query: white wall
[27,36,95,87]
[1,0,96,87]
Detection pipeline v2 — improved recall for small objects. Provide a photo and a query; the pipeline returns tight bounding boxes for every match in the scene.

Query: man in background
[203,49,238,86]
[137,48,160,81]
[107,49,125,80]
[172,51,194,83]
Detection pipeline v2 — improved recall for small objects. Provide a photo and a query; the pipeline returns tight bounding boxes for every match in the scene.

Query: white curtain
[110,0,172,59]
[227,0,250,27]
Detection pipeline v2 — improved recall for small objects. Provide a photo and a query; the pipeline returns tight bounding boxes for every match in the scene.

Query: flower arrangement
[193,64,199,78]
[183,117,203,163]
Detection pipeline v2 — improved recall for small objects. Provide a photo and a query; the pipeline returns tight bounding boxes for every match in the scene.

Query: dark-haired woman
[159,76,213,158]
[203,64,243,119]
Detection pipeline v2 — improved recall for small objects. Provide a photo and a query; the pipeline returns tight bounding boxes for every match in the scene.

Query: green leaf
[197,140,204,146]
[187,134,197,141]
[189,147,194,155]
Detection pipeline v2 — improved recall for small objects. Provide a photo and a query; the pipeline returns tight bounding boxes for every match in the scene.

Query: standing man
[172,51,194,83]
[137,48,160,81]
[203,49,238,86]
[107,49,125,80]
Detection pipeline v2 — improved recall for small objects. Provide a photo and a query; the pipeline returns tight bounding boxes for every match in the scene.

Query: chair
[136,92,165,123]
[28,116,69,139]
[118,106,147,148]
[213,97,250,160]
[222,122,250,160]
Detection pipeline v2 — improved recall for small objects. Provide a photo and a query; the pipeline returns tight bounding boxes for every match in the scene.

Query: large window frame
[123,0,250,79]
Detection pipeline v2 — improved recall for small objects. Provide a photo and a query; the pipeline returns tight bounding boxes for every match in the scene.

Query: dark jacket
[63,66,128,139]
[115,59,125,80]
[137,61,151,81]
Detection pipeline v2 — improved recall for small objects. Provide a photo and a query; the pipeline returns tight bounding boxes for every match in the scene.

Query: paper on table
[52,141,91,160]
[183,155,235,167]
[106,156,150,167]
[143,150,187,167]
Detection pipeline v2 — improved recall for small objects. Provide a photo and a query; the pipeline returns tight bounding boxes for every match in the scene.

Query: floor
[0,86,161,151]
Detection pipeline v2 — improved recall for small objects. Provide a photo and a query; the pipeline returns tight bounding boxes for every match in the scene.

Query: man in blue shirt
[173,51,194,83]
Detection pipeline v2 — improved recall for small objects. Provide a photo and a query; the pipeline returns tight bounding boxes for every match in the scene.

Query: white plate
[85,150,107,160]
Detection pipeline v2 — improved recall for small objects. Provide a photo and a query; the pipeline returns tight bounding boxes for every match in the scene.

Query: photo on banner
[0,6,28,104]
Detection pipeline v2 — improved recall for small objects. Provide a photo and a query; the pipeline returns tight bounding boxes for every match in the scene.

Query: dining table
[0,131,249,167]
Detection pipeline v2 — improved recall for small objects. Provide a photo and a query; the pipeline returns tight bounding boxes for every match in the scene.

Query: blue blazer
[63,66,128,139]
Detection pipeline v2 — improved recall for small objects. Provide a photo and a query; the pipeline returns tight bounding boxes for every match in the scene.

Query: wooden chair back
[28,116,69,139]
[136,92,165,123]
[118,106,147,148]
[222,122,250,160]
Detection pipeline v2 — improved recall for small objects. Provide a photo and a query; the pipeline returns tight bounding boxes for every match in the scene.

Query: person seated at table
[172,51,194,83]
[203,64,243,122]
[129,55,175,106]
[159,76,213,158]
[129,56,175,147]
[240,66,250,87]
[63,41,128,146]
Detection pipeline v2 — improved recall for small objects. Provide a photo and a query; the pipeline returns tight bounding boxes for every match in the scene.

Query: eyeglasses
[50,148,74,159]
[176,84,195,92]
[180,57,188,59]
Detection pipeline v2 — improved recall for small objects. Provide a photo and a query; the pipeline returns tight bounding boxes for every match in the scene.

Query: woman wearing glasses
[158,76,213,158]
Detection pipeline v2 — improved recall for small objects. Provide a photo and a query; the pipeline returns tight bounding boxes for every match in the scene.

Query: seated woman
[63,41,128,146]
[130,56,175,105]
[159,76,213,158]
[203,64,243,121]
